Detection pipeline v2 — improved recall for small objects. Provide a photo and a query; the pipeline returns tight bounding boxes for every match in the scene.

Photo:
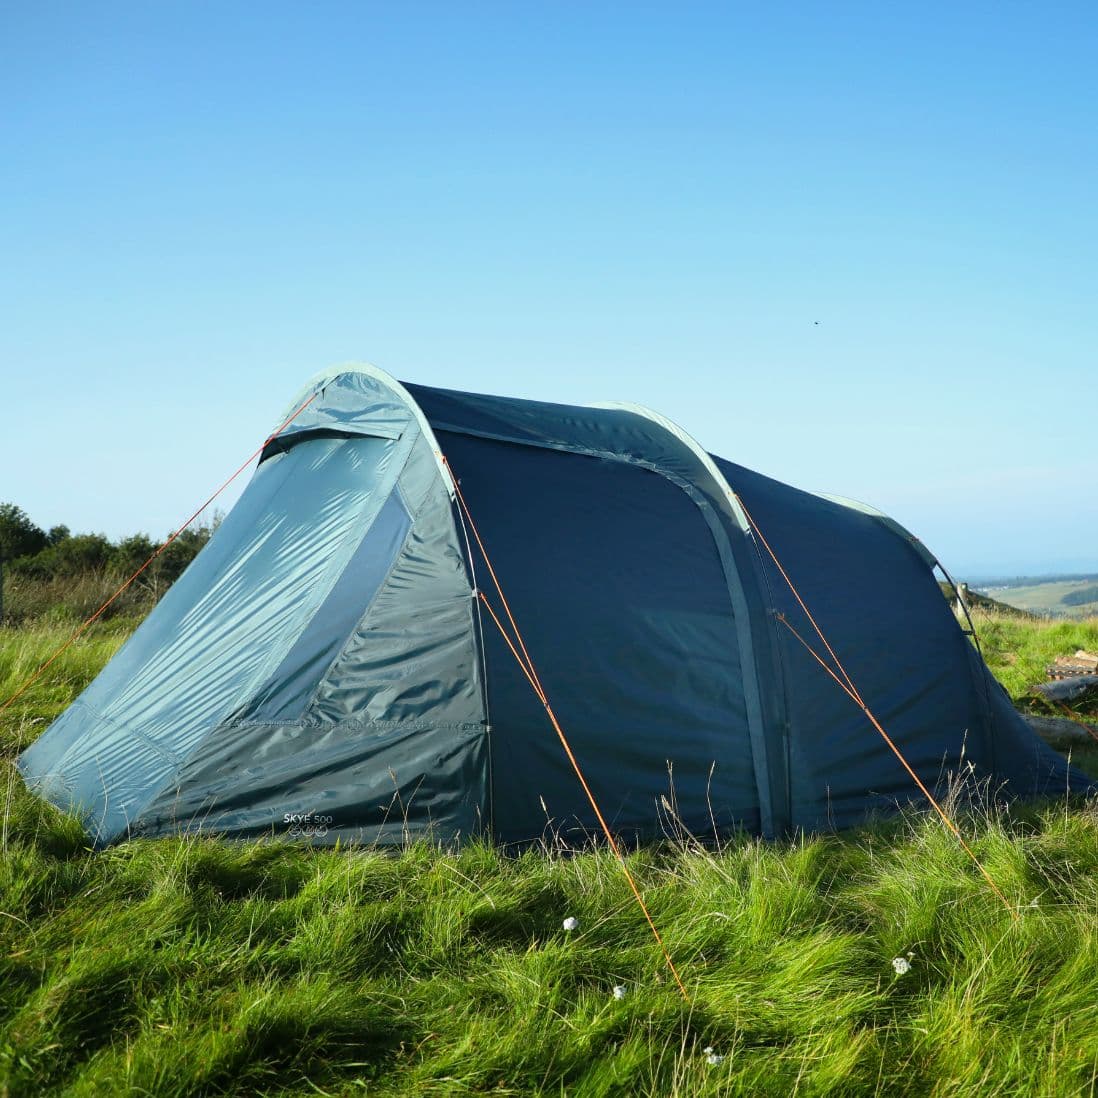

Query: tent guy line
[448,458,690,999]
[455,431,1016,986]
[774,610,1016,917]
[478,586,692,1000]
[442,453,544,704]
[734,491,1017,914]
[0,390,321,718]
[736,493,861,703]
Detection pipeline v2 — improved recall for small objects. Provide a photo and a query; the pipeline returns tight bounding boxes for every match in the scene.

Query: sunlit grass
[974,609,1098,704]
[1,614,1097,1095]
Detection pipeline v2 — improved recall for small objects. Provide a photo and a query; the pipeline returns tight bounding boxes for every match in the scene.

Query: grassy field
[976,577,1098,621]
[975,610,1098,747]
[2,616,1098,1096]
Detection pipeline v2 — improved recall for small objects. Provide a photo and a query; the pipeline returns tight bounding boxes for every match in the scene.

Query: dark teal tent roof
[19,367,1092,846]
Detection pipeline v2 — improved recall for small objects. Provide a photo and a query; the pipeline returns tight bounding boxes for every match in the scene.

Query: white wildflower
[612,984,627,1000]
[703,1046,725,1065]
[891,956,911,976]
[562,916,578,931]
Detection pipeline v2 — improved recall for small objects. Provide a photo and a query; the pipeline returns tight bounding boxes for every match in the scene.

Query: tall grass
[1,615,1097,1095]
[0,621,133,749]
[0,570,160,626]
[974,609,1098,705]
[974,609,1098,775]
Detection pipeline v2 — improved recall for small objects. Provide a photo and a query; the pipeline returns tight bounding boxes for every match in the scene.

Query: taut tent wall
[19,367,1092,845]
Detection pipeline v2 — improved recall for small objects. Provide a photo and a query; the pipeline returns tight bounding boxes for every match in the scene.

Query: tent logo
[283,812,333,838]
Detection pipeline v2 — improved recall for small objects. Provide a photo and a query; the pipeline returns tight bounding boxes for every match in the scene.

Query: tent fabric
[19,367,1093,847]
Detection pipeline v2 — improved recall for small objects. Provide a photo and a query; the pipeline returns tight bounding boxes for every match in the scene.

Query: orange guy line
[448,460,690,1000]
[1,391,319,715]
[733,489,1020,920]
[477,592,690,999]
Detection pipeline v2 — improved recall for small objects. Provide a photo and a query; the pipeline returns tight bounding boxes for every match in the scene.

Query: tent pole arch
[273,363,458,499]
[590,401,792,836]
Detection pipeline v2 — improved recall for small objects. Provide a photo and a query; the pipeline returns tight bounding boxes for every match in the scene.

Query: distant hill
[968,572,1098,588]
[1063,585,1098,607]
[938,583,1037,619]
[968,574,1098,620]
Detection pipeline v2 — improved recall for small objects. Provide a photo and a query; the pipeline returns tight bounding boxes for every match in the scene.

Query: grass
[974,611,1098,703]
[0,571,158,627]
[974,609,1098,775]
[1,615,1098,1095]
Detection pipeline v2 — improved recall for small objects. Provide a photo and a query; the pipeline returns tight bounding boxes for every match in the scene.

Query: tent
[19,366,1092,846]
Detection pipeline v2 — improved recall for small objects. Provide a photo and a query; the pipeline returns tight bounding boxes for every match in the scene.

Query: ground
[1,614,1097,1096]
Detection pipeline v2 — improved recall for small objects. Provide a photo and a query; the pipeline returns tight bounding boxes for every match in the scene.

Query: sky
[2,2,1095,578]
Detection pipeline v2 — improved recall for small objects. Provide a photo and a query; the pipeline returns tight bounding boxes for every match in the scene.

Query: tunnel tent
[18,365,1094,847]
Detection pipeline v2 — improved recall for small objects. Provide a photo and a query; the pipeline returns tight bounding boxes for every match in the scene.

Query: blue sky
[3,2,1095,577]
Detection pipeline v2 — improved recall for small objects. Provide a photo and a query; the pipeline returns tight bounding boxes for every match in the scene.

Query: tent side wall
[405,382,792,842]
[437,430,761,842]
[710,456,1088,828]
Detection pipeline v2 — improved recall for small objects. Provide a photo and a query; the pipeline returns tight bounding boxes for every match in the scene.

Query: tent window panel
[241,490,413,722]
[28,435,401,842]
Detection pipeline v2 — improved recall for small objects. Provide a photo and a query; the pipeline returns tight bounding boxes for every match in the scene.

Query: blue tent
[19,367,1092,846]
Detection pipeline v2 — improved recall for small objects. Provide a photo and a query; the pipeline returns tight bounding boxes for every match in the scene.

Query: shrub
[0,504,47,562]
[0,503,220,625]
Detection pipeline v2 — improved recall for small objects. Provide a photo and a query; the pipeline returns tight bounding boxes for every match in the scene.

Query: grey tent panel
[19,367,1095,847]
[242,491,414,724]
